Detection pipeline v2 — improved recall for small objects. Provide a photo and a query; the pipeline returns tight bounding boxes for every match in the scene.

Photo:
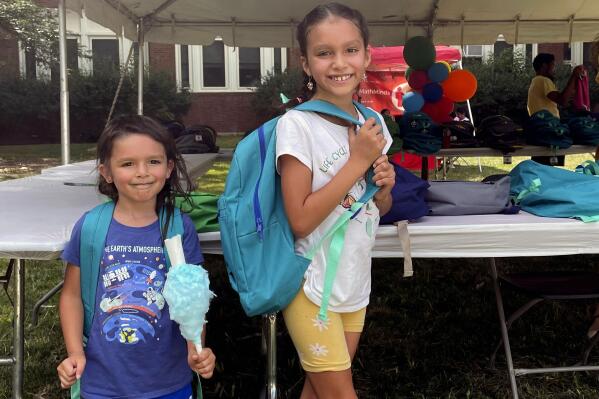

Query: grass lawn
[2,143,599,398]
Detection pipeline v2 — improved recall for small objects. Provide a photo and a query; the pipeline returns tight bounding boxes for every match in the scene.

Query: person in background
[527,53,585,166]
[381,109,402,155]
[453,107,470,122]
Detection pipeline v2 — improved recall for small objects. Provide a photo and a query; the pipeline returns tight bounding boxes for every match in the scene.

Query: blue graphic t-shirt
[62,212,203,399]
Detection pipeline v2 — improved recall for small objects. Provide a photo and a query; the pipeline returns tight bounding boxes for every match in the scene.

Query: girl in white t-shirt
[275,3,395,398]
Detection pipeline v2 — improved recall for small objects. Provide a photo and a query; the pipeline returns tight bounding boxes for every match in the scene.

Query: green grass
[216,133,245,150]
[3,144,599,398]
[5,256,599,398]
[429,153,595,181]
[0,143,96,163]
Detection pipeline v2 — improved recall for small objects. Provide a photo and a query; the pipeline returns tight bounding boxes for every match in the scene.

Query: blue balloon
[427,62,450,83]
[422,82,443,103]
[402,91,425,112]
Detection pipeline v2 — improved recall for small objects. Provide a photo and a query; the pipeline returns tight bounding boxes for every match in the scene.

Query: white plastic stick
[195,341,202,353]
[164,235,186,267]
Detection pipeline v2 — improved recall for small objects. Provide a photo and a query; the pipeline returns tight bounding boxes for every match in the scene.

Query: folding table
[199,212,599,399]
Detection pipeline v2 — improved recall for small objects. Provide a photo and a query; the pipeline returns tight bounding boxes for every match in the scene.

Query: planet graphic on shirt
[99,263,167,344]
[102,313,155,344]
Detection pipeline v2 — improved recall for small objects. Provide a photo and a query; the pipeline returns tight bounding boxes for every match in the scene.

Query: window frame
[176,42,287,93]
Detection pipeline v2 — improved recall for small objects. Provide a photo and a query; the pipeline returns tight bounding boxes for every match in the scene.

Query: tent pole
[137,18,144,115]
[58,0,70,164]
[458,60,482,173]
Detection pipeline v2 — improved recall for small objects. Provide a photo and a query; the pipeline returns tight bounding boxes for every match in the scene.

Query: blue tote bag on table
[509,160,599,222]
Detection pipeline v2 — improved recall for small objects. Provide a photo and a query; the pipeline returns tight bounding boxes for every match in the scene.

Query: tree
[0,0,58,67]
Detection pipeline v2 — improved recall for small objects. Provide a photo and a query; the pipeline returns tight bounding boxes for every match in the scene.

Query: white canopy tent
[66,0,599,46]
[57,0,599,162]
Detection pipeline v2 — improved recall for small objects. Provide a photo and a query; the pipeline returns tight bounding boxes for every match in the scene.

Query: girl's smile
[301,15,370,112]
[99,133,174,212]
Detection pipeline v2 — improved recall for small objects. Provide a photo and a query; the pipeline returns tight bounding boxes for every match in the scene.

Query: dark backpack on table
[379,160,430,224]
[399,112,442,155]
[478,115,524,153]
[563,115,599,146]
[441,120,479,148]
[525,110,572,149]
[176,125,219,154]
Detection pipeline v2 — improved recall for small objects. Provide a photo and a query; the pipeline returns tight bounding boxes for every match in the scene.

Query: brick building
[3,2,596,134]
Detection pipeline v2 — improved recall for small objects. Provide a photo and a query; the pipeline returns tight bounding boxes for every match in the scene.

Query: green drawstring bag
[175,192,220,233]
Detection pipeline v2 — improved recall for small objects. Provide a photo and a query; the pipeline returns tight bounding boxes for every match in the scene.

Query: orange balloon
[442,69,477,102]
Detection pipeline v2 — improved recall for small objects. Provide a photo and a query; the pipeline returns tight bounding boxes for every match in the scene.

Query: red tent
[359,46,461,171]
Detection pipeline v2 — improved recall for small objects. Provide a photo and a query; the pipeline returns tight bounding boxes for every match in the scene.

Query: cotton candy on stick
[163,235,214,353]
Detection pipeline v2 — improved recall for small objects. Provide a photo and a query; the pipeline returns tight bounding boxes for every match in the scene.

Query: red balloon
[407,69,428,90]
[442,69,477,102]
[421,97,454,123]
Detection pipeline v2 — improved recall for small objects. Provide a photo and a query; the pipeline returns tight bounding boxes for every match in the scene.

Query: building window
[274,48,282,74]
[24,48,37,79]
[92,38,119,71]
[239,47,261,87]
[180,44,190,88]
[463,45,483,57]
[176,43,286,92]
[562,43,572,62]
[202,41,226,87]
[67,38,79,71]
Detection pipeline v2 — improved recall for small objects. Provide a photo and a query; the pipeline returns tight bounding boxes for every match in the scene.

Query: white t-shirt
[275,107,392,312]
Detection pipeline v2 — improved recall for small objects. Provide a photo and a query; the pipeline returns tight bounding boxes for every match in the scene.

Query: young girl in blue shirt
[57,115,215,398]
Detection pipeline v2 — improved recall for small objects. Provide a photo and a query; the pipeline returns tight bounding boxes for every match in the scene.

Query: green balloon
[405,66,413,80]
[403,36,436,70]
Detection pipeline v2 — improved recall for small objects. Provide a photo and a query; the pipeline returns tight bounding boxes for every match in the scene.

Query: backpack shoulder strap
[80,201,114,338]
[353,101,384,127]
[295,99,362,126]
[295,101,381,320]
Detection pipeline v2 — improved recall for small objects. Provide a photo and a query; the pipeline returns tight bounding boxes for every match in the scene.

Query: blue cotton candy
[163,263,214,344]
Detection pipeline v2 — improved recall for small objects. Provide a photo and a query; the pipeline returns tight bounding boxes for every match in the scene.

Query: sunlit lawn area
[2,142,599,398]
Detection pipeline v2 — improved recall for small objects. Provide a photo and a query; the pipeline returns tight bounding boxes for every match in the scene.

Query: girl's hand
[348,118,387,172]
[372,154,395,202]
[188,346,216,379]
[57,353,86,389]
[372,155,395,199]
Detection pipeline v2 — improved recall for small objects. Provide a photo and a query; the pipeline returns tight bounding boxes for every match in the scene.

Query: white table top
[3,153,599,261]
[437,145,596,158]
[0,154,217,260]
[198,211,599,259]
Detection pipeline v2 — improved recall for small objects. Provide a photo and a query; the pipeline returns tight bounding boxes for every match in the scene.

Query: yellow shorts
[282,288,366,372]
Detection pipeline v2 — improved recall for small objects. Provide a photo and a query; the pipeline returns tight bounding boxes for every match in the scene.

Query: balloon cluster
[401,36,477,123]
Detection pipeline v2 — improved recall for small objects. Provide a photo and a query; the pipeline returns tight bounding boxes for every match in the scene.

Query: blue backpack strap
[74,203,184,399]
[80,201,114,339]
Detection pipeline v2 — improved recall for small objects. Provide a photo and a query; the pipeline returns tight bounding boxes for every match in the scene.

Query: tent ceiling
[67,0,599,46]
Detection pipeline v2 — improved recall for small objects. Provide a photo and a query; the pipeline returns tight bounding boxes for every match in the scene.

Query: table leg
[262,313,277,399]
[489,258,519,399]
[13,259,24,399]
[421,157,429,180]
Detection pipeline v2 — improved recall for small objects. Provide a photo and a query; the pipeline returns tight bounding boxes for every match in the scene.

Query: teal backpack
[565,115,599,146]
[525,110,572,149]
[218,100,381,320]
[72,202,203,398]
[509,160,599,222]
[399,111,442,155]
